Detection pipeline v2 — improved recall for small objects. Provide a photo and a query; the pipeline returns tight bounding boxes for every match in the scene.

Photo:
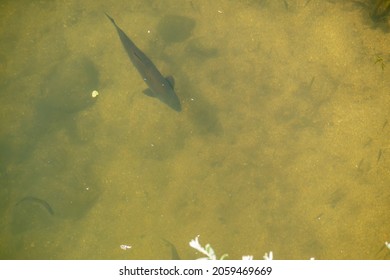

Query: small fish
[16,196,54,215]
[105,13,182,112]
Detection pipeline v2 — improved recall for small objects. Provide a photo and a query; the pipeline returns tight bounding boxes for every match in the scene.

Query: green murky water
[0,0,389,259]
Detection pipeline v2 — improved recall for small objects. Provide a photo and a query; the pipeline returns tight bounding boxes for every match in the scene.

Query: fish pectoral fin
[143,88,156,98]
[165,76,175,88]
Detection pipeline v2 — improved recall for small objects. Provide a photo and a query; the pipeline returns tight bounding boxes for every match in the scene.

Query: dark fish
[16,196,54,215]
[105,13,182,112]
[162,238,181,260]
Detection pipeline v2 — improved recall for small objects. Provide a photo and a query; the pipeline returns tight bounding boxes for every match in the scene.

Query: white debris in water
[189,235,218,260]
[120,244,132,250]
[263,251,273,260]
[92,90,99,98]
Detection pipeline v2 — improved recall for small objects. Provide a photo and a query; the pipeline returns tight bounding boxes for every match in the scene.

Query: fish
[105,13,182,112]
[15,196,54,215]
[162,238,181,260]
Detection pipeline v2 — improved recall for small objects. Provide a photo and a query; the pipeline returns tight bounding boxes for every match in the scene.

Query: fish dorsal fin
[165,76,175,88]
[143,88,156,98]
